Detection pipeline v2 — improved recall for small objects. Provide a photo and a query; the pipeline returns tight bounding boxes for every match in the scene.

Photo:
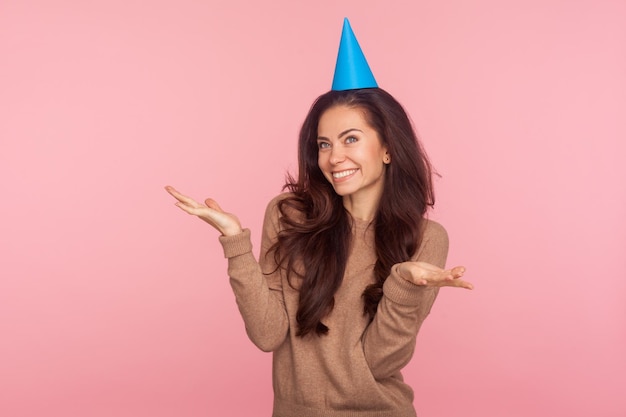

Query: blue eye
[345,136,358,144]
[318,141,330,149]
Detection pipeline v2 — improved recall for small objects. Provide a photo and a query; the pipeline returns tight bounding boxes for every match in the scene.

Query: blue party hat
[331,18,378,91]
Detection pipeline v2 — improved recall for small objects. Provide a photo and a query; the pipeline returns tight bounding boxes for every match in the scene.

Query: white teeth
[333,169,357,179]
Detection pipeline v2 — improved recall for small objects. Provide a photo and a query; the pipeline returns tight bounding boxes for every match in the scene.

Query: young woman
[165,87,473,416]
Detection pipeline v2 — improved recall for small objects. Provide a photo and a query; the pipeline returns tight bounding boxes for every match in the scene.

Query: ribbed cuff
[218,228,252,258]
[382,264,430,306]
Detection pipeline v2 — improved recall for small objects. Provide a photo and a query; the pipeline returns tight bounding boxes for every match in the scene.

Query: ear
[383,151,391,164]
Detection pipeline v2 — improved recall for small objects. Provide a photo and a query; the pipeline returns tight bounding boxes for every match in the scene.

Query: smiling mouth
[332,169,358,179]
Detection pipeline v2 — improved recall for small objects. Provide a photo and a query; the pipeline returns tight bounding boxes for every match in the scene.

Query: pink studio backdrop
[1,1,625,416]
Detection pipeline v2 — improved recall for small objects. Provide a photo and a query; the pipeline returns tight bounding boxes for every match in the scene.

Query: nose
[329,146,345,165]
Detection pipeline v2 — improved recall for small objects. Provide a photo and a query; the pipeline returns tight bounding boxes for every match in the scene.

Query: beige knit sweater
[219,194,448,417]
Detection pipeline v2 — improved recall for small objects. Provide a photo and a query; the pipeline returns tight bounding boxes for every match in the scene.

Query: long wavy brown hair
[270,88,435,337]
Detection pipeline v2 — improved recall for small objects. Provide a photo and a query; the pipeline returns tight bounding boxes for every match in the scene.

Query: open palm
[396,261,473,290]
[165,186,242,237]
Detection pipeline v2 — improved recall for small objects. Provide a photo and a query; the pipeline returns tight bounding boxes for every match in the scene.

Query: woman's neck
[342,194,380,222]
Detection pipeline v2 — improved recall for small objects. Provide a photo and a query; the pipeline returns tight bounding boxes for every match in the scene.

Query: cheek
[317,153,327,169]
[362,148,384,166]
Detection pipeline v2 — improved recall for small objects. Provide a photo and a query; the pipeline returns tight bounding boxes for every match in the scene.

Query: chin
[331,187,355,197]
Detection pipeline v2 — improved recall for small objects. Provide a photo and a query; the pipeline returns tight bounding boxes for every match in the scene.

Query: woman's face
[316,105,389,211]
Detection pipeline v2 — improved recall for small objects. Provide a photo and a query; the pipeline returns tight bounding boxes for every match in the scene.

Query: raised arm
[218,196,289,351]
[362,221,472,380]
[165,186,289,351]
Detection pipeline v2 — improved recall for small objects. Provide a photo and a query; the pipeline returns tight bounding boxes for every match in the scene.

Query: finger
[420,271,473,289]
[164,185,180,196]
[165,186,189,201]
[459,280,474,290]
[450,266,466,277]
[166,186,202,207]
[434,270,455,282]
[174,201,201,215]
[205,198,224,213]
[436,266,467,283]
[176,202,221,224]
[449,278,474,290]
[441,266,465,280]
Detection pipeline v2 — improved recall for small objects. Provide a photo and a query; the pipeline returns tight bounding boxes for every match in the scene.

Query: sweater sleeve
[361,220,449,380]
[218,196,289,352]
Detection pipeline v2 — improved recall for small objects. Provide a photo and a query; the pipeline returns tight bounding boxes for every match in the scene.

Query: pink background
[1,0,625,416]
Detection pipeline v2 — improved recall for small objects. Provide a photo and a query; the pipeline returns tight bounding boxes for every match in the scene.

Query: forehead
[317,105,371,134]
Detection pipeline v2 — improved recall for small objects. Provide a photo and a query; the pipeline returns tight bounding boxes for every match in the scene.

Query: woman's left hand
[395,261,474,290]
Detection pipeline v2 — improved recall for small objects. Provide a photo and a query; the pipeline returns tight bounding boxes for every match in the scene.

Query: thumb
[204,198,224,212]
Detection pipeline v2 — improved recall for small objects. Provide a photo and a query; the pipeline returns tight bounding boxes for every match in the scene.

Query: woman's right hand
[165,186,243,237]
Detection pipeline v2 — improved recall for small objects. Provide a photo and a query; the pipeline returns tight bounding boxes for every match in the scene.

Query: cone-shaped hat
[331,18,378,91]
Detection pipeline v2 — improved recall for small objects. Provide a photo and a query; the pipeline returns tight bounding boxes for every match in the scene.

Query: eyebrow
[317,128,363,141]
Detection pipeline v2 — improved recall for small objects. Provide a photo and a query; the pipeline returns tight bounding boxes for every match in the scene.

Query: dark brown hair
[270,88,435,337]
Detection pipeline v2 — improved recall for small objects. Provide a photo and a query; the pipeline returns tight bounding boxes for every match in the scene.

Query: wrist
[221,226,243,237]
[393,262,409,281]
